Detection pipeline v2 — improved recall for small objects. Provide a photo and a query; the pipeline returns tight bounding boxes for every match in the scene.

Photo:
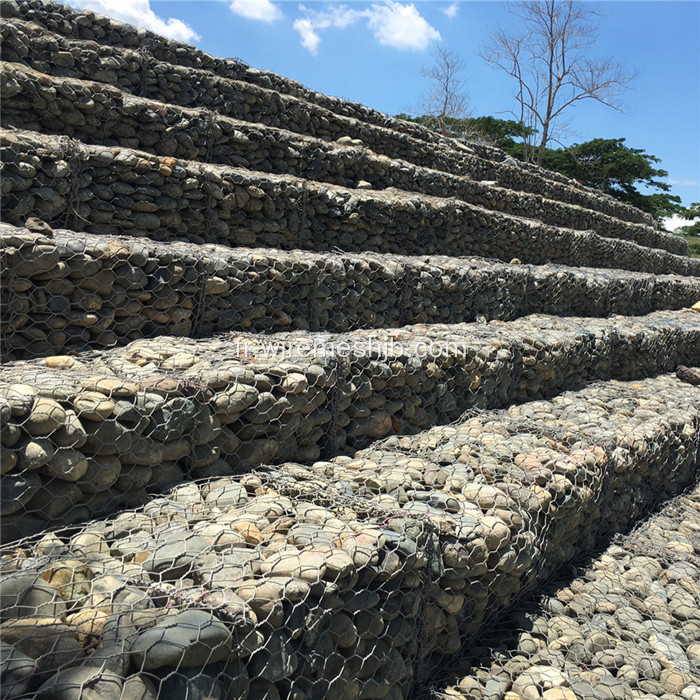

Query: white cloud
[664,214,695,232]
[366,2,441,50]
[667,178,699,187]
[230,0,283,23]
[292,4,358,55]
[293,18,321,54]
[66,0,199,42]
[444,2,459,19]
[293,2,440,55]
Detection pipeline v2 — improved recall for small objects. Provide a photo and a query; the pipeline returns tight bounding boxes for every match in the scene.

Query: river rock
[130,609,232,670]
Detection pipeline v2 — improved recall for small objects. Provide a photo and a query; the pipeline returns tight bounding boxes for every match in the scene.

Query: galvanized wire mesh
[2,310,700,539]
[0,60,681,254]
[2,129,698,275]
[0,2,676,238]
[0,373,698,699]
[434,482,700,700]
[1,3,700,698]
[3,221,700,360]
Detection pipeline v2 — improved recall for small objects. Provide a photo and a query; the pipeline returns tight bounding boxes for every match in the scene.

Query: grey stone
[0,642,35,698]
[119,674,158,700]
[130,610,232,670]
[248,630,298,682]
[35,665,123,700]
[144,529,209,580]
[0,471,42,515]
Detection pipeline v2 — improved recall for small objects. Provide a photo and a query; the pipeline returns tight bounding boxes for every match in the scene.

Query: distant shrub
[687,237,700,258]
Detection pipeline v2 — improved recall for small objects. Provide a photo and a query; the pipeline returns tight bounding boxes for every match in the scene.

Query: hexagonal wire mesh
[1,3,700,698]
[1,372,699,698]
[432,485,700,700]
[3,218,700,363]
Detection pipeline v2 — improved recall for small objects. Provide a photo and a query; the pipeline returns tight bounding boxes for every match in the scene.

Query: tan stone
[72,391,115,420]
[91,378,139,398]
[279,373,308,395]
[543,690,577,700]
[0,617,81,658]
[66,607,110,645]
[660,669,691,694]
[25,397,66,435]
[235,522,265,546]
[481,515,511,551]
[45,355,76,368]
[667,540,694,554]
[40,560,94,604]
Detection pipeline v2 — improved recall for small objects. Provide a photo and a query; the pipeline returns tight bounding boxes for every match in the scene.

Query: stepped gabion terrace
[0,2,698,699]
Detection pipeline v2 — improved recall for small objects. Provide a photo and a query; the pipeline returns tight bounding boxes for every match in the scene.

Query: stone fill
[440,484,700,699]
[4,222,700,359]
[1,1,699,698]
[0,6,667,231]
[1,310,699,539]
[0,61,682,254]
[3,129,699,275]
[0,373,697,699]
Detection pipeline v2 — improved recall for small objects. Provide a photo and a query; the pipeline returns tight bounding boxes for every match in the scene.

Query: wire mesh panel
[436,484,700,700]
[2,129,698,275]
[1,3,699,698]
[1,310,699,539]
[0,59,682,254]
[0,2,676,236]
[0,373,698,699]
[3,221,700,360]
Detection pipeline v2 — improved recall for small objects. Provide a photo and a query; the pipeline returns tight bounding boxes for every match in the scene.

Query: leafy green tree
[396,113,686,224]
[395,113,534,154]
[465,116,535,154]
[677,203,700,237]
[540,138,684,220]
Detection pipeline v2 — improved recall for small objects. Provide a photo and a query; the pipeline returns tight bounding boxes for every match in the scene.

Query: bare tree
[481,1,635,165]
[419,46,470,137]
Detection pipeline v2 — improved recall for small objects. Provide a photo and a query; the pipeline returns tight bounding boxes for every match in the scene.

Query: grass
[686,236,700,258]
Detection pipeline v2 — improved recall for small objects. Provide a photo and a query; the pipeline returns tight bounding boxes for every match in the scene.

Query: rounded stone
[79,455,122,493]
[41,448,88,482]
[130,609,232,670]
[17,439,55,470]
[72,392,115,421]
[0,471,42,515]
[35,665,123,700]
[248,629,298,682]
[25,397,66,436]
[0,641,35,698]
[213,383,259,415]
[143,530,209,580]
[3,385,36,417]
[279,373,309,394]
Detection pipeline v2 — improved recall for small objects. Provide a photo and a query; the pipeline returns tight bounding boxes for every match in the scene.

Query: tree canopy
[540,137,684,220]
[395,115,687,222]
[395,113,533,149]
[677,203,700,237]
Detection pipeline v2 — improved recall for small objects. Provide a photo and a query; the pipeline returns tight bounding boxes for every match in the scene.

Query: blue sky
[67,1,700,220]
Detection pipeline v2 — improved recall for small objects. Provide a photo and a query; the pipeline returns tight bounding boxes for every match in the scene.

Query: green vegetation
[685,237,700,258]
[397,113,693,225]
[539,138,684,221]
[677,203,700,238]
